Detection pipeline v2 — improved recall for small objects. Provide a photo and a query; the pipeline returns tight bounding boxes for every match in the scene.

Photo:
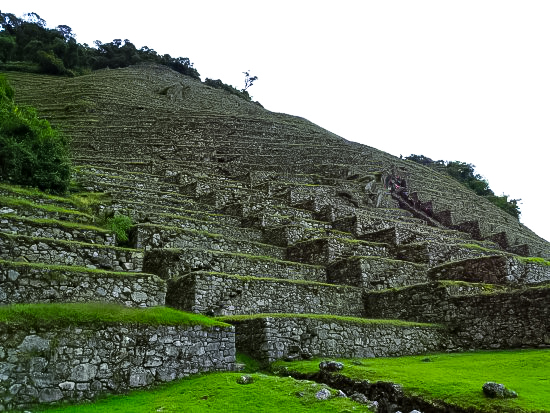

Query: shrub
[0,76,71,194]
[106,214,133,243]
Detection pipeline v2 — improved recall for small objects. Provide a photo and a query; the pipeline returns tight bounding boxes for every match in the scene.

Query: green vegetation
[204,78,254,102]
[406,155,521,219]
[0,194,94,219]
[274,349,550,412]
[38,372,372,412]
[105,213,133,243]
[218,313,440,328]
[0,259,157,278]
[0,76,71,194]
[0,303,228,328]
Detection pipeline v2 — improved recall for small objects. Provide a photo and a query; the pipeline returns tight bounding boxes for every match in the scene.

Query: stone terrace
[2,65,550,408]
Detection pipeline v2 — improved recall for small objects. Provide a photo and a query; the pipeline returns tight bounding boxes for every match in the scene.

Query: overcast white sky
[4,1,550,242]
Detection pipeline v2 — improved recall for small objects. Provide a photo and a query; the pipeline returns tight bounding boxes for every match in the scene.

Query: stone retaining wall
[0,215,115,246]
[0,262,165,307]
[364,283,550,349]
[327,256,428,290]
[231,316,449,363]
[428,256,550,285]
[144,248,326,282]
[134,225,284,259]
[0,233,143,272]
[287,238,389,266]
[0,323,235,411]
[167,272,364,317]
[395,242,499,267]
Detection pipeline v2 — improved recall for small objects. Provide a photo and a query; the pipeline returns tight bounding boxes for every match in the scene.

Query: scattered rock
[350,392,369,404]
[315,388,332,400]
[236,375,254,385]
[319,360,344,372]
[482,382,518,398]
[337,389,347,398]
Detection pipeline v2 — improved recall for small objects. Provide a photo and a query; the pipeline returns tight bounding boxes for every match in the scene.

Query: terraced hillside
[2,64,550,410]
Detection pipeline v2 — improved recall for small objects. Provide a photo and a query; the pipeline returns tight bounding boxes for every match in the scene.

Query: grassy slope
[0,303,228,328]
[38,372,373,413]
[274,349,550,412]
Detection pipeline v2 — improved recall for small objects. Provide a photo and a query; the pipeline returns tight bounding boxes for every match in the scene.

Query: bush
[106,214,133,243]
[0,76,71,194]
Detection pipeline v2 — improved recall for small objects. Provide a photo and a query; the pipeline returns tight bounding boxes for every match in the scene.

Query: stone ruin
[0,63,549,409]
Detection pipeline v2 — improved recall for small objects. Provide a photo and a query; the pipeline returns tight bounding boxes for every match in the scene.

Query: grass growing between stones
[274,349,550,412]
[218,313,441,328]
[0,303,228,328]
[37,372,373,413]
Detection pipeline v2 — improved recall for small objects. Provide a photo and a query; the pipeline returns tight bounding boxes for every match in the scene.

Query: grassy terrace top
[0,303,229,328]
[273,349,550,412]
[217,313,441,328]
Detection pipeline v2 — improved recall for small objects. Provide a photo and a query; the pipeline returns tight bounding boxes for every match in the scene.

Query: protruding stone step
[166,271,364,317]
[134,223,285,259]
[221,314,450,363]
[327,256,428,290]
[0,232,143,272]
[428,255,550,285]
[143,247,326,282]
[0,260,165,307]
[287,237,390,265]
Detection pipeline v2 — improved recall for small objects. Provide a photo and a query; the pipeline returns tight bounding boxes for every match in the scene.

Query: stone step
[394,241,506,267]
[262,225,354,247]
[333,214,473,246]
[221,314,450,363]
[0,260,165,307]
[0,196,94,224]
[287,237,390,266]
[0,184,81,212]
[109,199,242,227]
[76,180,216,214]
[166,271,364,317]
[134,224,285,259]
[224,202,316,222]
[243,212,330,231]
[0,232,143,272]
[0,214,116,246]
[428,255,550,285]
[327,256,428,290]
[143,247,326,282]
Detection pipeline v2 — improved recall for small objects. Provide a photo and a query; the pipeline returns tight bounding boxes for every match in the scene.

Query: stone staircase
[2,64,550,409]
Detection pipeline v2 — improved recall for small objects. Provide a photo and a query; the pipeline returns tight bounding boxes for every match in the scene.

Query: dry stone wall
[428,256,550,285]
[231,317,449,363]
[0,233,143,272]
[365,283,550,349]
[0,323,235,411]
[0,262,165,307]
[166,271,364,317]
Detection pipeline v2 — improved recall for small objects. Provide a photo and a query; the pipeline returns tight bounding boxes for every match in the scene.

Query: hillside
[1,64,549,411]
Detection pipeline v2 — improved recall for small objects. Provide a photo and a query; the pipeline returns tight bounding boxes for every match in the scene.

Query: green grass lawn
[274,349,550,412]
[37,372,373,413]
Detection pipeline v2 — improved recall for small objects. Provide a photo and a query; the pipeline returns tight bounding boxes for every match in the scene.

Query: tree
[0,76,71,194]
[242,71,258,91]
